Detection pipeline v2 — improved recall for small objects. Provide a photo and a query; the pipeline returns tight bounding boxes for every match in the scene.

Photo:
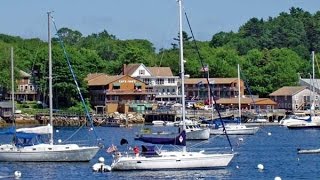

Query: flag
[200,65,209,72]
[106,144,117,153]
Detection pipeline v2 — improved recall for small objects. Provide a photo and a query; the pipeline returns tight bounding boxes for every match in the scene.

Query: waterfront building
[6,70,37,102]
[121,64,180,103]
[269,86,317,111]
[184,78,244,102]
[86,74,155,114]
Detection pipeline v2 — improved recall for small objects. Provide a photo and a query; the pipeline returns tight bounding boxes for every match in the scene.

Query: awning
[145,104,153,108]
[135,83,142,87]
[113,83,120,86]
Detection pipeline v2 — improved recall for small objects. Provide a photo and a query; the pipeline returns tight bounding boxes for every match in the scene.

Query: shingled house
[269,86,316,111]
[86,74,155,114]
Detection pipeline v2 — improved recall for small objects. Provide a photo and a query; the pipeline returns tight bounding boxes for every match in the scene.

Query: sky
[1,0,320,50]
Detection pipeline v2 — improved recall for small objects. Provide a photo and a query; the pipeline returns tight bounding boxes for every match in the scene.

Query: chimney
[123,64,127,75]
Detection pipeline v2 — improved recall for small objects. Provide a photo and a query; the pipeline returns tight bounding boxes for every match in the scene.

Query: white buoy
[90,127,93,131]
[238,138,244,142]
[56,130,59,133]
[274,176,281,180]
[14,171,21,178]
[58,139,62,143]
[257,164,264,170]
[236,165,240,169]
[98,157,105,163]
[268,132,272,136]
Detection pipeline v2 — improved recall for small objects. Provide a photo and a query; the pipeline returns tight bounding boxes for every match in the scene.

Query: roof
[147,67,173,76]
[122,64,174,76]
[87,74,126,86]
[216,97,277,105]
[184,78,238,85]
[85,73,106,81]
[269,86,307,96]
[19,70,31,77]
[123,64,141,75]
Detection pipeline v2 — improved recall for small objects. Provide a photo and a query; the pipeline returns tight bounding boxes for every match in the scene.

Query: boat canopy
[0,126,16,135]
[135,130,186,146]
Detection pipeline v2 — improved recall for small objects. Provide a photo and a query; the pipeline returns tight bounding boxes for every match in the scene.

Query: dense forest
[0,7,319,109]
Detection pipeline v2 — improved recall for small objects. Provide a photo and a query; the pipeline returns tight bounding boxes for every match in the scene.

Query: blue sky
[1,0,320,49]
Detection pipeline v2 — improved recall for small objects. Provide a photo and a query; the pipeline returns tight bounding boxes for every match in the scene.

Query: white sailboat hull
[186,128,210,140]
[210,124,259,135]
[111,151,234,170]
[0,144,99,162]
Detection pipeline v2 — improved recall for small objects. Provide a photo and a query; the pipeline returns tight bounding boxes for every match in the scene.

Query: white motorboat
[0,14,99,162]
[279,115,310,126]
[109,0,234,170]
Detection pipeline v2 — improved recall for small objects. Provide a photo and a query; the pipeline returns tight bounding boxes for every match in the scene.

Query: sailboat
[287,51,320,129]
[210,64,259,135]
[109,0,234,170]
[0,12,99,162]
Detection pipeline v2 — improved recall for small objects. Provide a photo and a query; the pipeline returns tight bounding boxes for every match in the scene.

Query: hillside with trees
[0,7,319,108]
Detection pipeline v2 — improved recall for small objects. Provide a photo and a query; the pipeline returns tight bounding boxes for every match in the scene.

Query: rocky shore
[0,112,145,127]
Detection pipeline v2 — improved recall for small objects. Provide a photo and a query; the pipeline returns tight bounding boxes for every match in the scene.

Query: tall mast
[238,64,241,124]
[11,47,15,125]
[48,11,53,145]
[178,0,186,153]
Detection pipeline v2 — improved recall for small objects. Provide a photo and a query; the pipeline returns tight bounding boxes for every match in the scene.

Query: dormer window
[139,70,145,75]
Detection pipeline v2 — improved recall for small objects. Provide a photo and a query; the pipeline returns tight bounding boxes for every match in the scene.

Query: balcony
[106,89,156,95]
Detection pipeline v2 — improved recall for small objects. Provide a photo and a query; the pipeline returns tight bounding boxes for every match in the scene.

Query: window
[143,78,150,85]
[139,70,145,75]
[156,78,164,85]
[168,78,175,84]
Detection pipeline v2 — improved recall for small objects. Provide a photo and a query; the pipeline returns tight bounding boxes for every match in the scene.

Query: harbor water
[1,125,320,179]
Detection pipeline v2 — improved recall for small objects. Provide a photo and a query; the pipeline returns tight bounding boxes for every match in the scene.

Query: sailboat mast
[238,64,241,123]
[178,0,186,153]
[312,51,315,103]
[48,12,53,145]
[11,47,15,125]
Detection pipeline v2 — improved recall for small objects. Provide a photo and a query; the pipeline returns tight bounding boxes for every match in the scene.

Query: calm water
[1,125,320,179]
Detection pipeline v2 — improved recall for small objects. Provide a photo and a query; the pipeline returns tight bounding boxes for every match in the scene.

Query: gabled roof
[216,97,277,105]
[86,74,126,86]
[19,70,31,77]
[269,86,307,96]
[184,78,238,85]
[147,67,173,76]
[123,64,142,75]
[85,73,106,81]
[122,63,174,76]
